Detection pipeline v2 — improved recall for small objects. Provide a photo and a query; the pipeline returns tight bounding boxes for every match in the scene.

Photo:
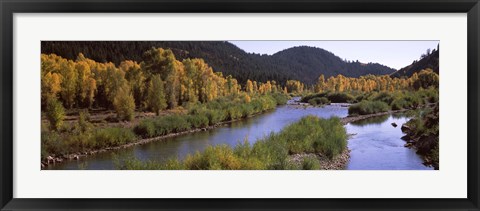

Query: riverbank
[399,104,439,169]
[42,94,289,168]
[41,108,276,169]
[340,109,408,125]
[112,115,348,170]
[288,148,350,170]
[43,102,425,170]
[41,106,409,169]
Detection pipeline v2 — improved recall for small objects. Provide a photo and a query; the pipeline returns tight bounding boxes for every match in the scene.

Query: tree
[147,74,167,115]
[75,61,97,107]
[182,59,200,104]
[59,60,78,108]
[164,60,184,108]
[113,83,136,121]
[413,69,439,90]
[104,63,126,108]
[120,60,146,107]
[84,78,97,108]
[41,72,62,106]
[46,98,65,131]
[314,74,325,93]
[285,80,304,93]
[245,80,254,94]
[141,47,177,76]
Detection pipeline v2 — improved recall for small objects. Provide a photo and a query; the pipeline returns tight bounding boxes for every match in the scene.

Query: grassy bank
[41,93,288,160]
[301,89,438,116]
[116,115,348,170]
[133,93,288,138]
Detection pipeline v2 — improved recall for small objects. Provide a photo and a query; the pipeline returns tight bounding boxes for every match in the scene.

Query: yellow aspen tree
[245,80,254,94]
[113,82,136,121]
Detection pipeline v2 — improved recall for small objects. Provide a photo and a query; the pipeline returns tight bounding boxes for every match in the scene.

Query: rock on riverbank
[287,148,350,170]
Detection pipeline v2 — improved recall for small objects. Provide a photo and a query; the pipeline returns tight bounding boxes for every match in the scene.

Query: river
[46,98,432,170]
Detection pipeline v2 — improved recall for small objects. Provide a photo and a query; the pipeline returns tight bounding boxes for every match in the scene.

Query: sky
[229,41,439,70]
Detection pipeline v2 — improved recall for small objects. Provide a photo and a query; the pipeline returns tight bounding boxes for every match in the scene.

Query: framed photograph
[1,0,479,210]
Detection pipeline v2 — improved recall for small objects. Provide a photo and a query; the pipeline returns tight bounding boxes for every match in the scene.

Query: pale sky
[229,41,439,70]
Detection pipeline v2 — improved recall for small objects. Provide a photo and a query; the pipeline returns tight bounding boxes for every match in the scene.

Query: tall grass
[134,94,288,138]
[348,100,389,115]
[42,126,137,158]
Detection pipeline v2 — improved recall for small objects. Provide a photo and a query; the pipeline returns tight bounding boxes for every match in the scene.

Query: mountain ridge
[391,46,439,78]
[41,41,397,85]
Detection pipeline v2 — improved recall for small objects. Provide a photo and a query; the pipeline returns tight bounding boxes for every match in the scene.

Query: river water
[46,99,432,170]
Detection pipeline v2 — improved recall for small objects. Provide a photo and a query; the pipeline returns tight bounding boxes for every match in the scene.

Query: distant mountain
[391,46,439,78]
[271,46,397,82]
[41,41,396,85]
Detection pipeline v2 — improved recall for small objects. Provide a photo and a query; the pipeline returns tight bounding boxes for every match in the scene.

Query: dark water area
[46,98,432,170]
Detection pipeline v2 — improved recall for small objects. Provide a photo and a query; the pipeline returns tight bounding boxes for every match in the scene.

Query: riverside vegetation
[116,116,347,170]
[42,93,288,160]
[401,104,439,169]
[41,43,439,170]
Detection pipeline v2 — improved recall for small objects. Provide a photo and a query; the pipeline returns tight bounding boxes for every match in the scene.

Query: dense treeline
[310,68,438,93]
[41,48,294,158]
[116,116,347,170]
[42,48,289,125]
[301,68,439,115]
[41,41,396,85]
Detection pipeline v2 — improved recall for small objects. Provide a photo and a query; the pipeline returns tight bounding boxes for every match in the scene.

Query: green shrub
[300,93,327,103]
[301,156,321,170]
[41,131,66,157]
[134,119,156,138]
[270,93,289,105]
[370,92,395,105]
[163,115,191,133]
[348,100,390,115]
[94,127,136,147]
[326,92,355,103]
[403,94,423,108]
[187,113,209,128]
[226,107,243,120]
[205,109,226,125]
[75,109,92,133]
[113,84,136,121]
[184,145,242,170]
[45,98,65,131]
[391,98,407,110]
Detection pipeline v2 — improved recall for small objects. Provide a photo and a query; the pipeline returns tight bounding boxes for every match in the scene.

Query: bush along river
[46,98,433,170]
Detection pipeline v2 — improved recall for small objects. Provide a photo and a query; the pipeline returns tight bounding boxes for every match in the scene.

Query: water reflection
[46,104,432,170]
[47,103,348,170]
[346,115,432,170]
[350,115,389,126]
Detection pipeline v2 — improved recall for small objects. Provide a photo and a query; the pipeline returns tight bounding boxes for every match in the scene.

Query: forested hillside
[271,46,397,82]
[391,46,439,78]
[41,41,396,85]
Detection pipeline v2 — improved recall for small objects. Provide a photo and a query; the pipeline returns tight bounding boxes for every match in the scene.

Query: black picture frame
[1,0,479,210]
